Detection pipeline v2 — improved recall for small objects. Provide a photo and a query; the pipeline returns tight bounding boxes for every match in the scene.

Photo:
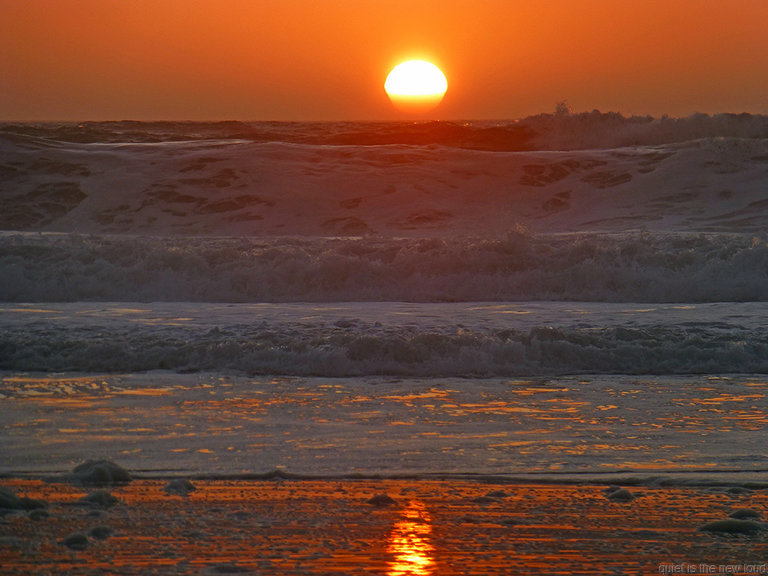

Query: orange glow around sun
[385,60,448,115]
[1,1,767,120]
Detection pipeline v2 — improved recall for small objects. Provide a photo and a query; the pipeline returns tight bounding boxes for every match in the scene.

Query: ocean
[2,112,768,485]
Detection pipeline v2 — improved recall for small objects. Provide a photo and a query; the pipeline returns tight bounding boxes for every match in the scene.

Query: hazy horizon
[2,0,767,122]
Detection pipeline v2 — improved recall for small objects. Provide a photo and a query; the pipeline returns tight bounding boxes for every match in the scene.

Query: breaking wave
[2,301,768,376]
[2,231,768,303]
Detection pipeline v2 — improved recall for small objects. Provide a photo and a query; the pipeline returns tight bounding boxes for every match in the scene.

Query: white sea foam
[2,232,767,303]
[2,301,767,376]
[2,371,766,482]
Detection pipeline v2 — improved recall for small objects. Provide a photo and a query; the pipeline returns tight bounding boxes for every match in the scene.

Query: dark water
[3,111,768,148]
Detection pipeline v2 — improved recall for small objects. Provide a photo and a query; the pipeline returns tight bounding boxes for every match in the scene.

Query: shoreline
[5,469,768,491]
[2,476,767,575]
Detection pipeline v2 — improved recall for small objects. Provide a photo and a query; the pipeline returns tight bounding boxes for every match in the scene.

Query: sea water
[1,114,767,484]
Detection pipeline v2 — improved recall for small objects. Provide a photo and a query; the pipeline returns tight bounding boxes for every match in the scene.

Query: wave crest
[2,231,767,303]
[2,301,766,376]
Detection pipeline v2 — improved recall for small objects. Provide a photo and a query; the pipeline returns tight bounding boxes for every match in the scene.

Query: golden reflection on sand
[387,500,435,576]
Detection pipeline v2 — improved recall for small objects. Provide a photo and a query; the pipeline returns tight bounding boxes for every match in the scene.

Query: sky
[1,0,767,121]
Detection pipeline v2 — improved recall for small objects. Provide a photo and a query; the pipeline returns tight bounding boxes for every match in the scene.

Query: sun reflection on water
[387,500,435,576]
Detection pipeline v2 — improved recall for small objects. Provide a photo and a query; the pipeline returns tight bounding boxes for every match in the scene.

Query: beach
[3,476,768,575]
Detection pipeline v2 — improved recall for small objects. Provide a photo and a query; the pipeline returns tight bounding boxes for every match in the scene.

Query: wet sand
[2,477,768,575]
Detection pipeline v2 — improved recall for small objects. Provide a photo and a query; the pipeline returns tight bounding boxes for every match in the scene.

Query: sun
[385,60,448,115]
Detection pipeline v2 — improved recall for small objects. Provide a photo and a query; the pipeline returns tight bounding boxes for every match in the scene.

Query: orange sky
[1,0,767,121]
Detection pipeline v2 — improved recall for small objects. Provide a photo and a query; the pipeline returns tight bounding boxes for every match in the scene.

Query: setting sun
[385,60,448,115]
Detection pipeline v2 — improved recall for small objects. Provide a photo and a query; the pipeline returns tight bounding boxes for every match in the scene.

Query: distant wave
[2,232,767,303]
[3,111,768,150]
